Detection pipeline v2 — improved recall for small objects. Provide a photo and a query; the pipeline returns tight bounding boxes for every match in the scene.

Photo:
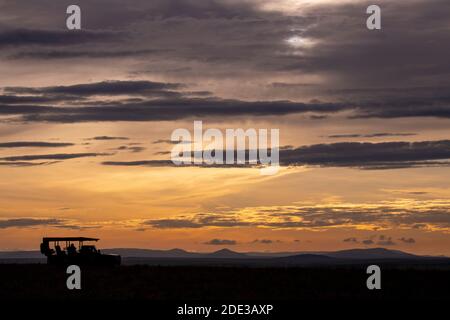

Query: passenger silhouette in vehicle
[67,243,77,256]
[55,245,66,256]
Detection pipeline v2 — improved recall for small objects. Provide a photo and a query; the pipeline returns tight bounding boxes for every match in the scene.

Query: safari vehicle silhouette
[40,237,121,266]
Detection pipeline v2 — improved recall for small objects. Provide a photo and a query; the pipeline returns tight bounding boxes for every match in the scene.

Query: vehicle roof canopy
[42,237,99,242]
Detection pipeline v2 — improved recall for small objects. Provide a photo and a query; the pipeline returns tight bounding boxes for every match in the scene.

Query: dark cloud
[288,1,450,88]
[128,147,145,153]
[111,146,127,151]
[0,103,57,115]
[144,219,202,229]
[110,145,146,153]
[352,97,450,119]
[0,95,62,104]
[377,240,396,246]
[0,217,95,230]
[2,0,449,104]
[153,139,188,145]
[376,235,396,246]
[103,160,175,167]
[11,49,160,60]
[102,140,450,170]
[0,152,110,161]
[327,133,417,139]
[253,239,275,244]
[153,151,171,156]
[142,0,259,19]
[6,80,182,97]
[398,237,416,244]
[53,224,100,230]
[7,98,347,123]
[145,214,253,229]
[271,82,319,89]
[0,141,73,148]
[278,140,450,169]
[11,1,443,125]
[344,235,398,246]
[0,161,59,167]
[204,239,237,245]
[86,136,129,141]
[0,29,116,48]
[0,218,62,229]
[1,72,450,122]
[2,84,450,122]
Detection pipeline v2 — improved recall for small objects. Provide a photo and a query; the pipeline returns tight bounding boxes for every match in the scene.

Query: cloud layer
[0,0,449,123]
[143,199,450,232]
[102,140,450,170]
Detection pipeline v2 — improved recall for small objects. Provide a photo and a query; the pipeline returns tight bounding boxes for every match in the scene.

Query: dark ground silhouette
[0,263,449,301]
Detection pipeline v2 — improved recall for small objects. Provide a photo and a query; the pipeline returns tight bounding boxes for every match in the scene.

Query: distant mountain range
[0,247,442,261]
[105,247,424,260]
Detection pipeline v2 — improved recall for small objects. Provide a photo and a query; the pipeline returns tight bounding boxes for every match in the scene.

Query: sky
[0,0,450,255]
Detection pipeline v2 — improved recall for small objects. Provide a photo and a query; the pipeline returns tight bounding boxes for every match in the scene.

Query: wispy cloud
[204,239,237,245]
[253,239,277,244]
[86,136,129,141]
[0,218,62,229]
[0,217,102,230]
[326,133,417,139]
[0,141,74,148]
[6,80,182,96]
[0,152,110,161]
[143,199,450,231]
[0,161,59,167]
[399,237,416,244]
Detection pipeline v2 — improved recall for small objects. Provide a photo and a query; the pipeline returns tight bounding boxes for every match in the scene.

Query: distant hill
[274,253,337,265]
[323,248,420,260]
[1,247,446,266]
[204,248,248,259]
[103,248,250,259]
[102,247,424,260]
[102,248,202,258]
[244,251,304,257]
